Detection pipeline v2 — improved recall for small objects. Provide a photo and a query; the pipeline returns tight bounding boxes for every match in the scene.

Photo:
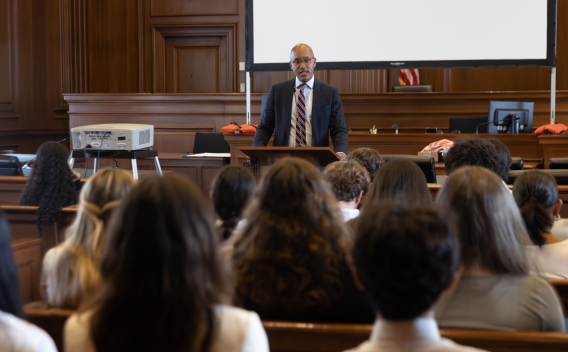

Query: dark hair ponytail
[513,171,557,247]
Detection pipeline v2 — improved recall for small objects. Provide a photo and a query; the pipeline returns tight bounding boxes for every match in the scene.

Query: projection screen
[245,0,557,71]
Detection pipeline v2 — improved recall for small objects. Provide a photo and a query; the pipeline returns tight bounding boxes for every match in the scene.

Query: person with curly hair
[42,169,135,309]
[443,138,503,177]
[211,165,256,241]
[233,157,375,323]
[347,148,385,183]
[487,138,512,182]
[65,174,269,352]
[19,141,81,225]
[323,160,370,221]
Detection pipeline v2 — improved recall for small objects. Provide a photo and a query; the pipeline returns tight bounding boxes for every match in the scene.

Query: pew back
[262,321,568,352]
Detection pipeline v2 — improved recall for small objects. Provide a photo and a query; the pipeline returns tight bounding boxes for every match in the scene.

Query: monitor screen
[487,101,534,134]
[246,0,556,71]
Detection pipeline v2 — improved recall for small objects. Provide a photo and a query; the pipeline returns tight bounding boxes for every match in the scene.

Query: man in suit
[253,44,349,159]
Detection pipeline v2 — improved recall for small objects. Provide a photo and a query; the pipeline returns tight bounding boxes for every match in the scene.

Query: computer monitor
[487,101,534,134]
[0,155,24,176]
[381,155,437,183]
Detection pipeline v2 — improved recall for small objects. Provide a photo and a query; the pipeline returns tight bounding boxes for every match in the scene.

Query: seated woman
[211,165,255,241]
[367,158,431,206]
[20,141,81,225]
[513,170,568,279]
[434,166,564,332]
[0,210,57,352]
[42,168,135,308]
[233,157,375,323]
[65,174,269,352]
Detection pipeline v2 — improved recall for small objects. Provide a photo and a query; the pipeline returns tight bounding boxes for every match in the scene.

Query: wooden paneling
[12,238,42,303]
[0,0,18,118]
[150,0,238,17]
[153,25,236,93]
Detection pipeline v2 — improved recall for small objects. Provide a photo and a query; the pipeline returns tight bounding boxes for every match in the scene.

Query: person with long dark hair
[0,210,57,351]
[434,166,564,332]
[513,171,568,279]
[20,141,80,225]
[233,157,375,323]
[367,158,432,207]
[211,165,255,241]
[64,174,268,352]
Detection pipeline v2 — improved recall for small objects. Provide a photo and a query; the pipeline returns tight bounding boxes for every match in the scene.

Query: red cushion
[534,123,568,135]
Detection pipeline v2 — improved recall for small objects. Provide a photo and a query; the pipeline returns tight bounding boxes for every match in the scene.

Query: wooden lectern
[239,147,340,178]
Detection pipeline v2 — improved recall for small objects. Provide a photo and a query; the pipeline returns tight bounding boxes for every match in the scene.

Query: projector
[71,124,154,151]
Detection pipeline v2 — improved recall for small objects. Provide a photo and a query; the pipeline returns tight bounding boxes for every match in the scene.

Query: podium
[239,147,340,178]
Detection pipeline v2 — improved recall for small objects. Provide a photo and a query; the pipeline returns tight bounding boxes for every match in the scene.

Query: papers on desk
[184,153,231,158]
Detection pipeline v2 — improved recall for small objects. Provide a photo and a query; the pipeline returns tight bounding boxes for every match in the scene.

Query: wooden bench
[550,280,568,315]
[262,321,568,352]
[0,176,88,206]
[3,205,77,302]
[25,306,75,352]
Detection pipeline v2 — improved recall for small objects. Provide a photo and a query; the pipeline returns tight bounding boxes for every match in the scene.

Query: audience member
[42,169,135,308]
[487,138,512,182]
[368,158,431,206]
[346,203,486,352]
[65,174,269,352]
[20,141,81,225]
[444,138,502,177]
[513,171,568,279]
[234,157,375,323]
[323,160,370,221]
[434,166,564,332]
[0,210,57,352]
[211,165,255,240]
[348,148,384,182]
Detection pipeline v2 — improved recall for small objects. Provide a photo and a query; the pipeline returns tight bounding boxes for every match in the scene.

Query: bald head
[289,44,317,83]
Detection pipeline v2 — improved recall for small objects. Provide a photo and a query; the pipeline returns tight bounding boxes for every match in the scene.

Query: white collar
[340,208,360,222]
[370,317,441,344]
[295,76,315,89]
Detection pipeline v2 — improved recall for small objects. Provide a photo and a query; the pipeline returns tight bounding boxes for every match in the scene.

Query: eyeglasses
[291,58,314,66]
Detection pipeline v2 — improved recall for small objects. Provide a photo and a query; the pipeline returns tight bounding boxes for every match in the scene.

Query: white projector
[71,123,154,151]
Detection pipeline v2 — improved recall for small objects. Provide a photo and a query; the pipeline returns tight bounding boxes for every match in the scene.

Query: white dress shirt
[65,305,269,352]
[289,76,314,147]
[344,318,487,352]
[525,240,568,279]
[0,310,57,352]
[341,209,360,222]
[551,219,568,240]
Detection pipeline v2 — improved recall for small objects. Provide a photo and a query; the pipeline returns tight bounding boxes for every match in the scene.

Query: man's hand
[337,152,347,161]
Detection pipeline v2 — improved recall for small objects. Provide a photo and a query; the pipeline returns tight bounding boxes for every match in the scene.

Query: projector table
[69,149,163,179]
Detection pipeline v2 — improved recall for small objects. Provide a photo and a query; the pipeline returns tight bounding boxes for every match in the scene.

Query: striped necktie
[295,82,308,147]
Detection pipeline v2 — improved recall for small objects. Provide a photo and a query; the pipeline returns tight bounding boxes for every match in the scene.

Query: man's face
[289,47,317,82]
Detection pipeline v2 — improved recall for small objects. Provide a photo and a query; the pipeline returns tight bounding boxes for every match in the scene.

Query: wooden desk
[137,153,229,195]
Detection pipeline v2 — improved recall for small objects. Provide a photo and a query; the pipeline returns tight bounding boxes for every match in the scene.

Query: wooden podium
[239,147,340,177]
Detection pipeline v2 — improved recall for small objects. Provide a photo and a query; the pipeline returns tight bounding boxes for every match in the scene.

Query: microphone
[475,115,520,134]
[22,138,69,169]
[390,124,398,135]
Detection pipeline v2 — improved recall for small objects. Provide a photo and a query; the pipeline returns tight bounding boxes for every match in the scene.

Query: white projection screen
[245,0,557,71]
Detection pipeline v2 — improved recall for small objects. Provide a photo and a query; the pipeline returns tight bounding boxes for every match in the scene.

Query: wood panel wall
[1,0,568,153]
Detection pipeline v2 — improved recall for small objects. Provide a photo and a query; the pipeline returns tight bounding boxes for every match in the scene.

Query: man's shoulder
[271,79,294,91]
[315,79,338,91]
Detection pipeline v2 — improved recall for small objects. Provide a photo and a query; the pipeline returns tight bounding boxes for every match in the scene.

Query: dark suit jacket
[252,78,349,154]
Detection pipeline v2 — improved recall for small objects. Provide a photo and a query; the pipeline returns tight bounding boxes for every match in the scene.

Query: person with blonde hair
[42,168,135,308]
[434,166,564,332]
[234,157,374,323]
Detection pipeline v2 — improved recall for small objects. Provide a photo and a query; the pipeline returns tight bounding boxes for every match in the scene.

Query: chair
[391,85,434,92]
[25,305,75,352]
[510,157,524,170]
[381,155,437,183]
[0,155,23,176]
[262,321,568,352]
[192,133,230,154]
[507,170,568,185]
[549,158,568,169]
[448,117,488,134]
